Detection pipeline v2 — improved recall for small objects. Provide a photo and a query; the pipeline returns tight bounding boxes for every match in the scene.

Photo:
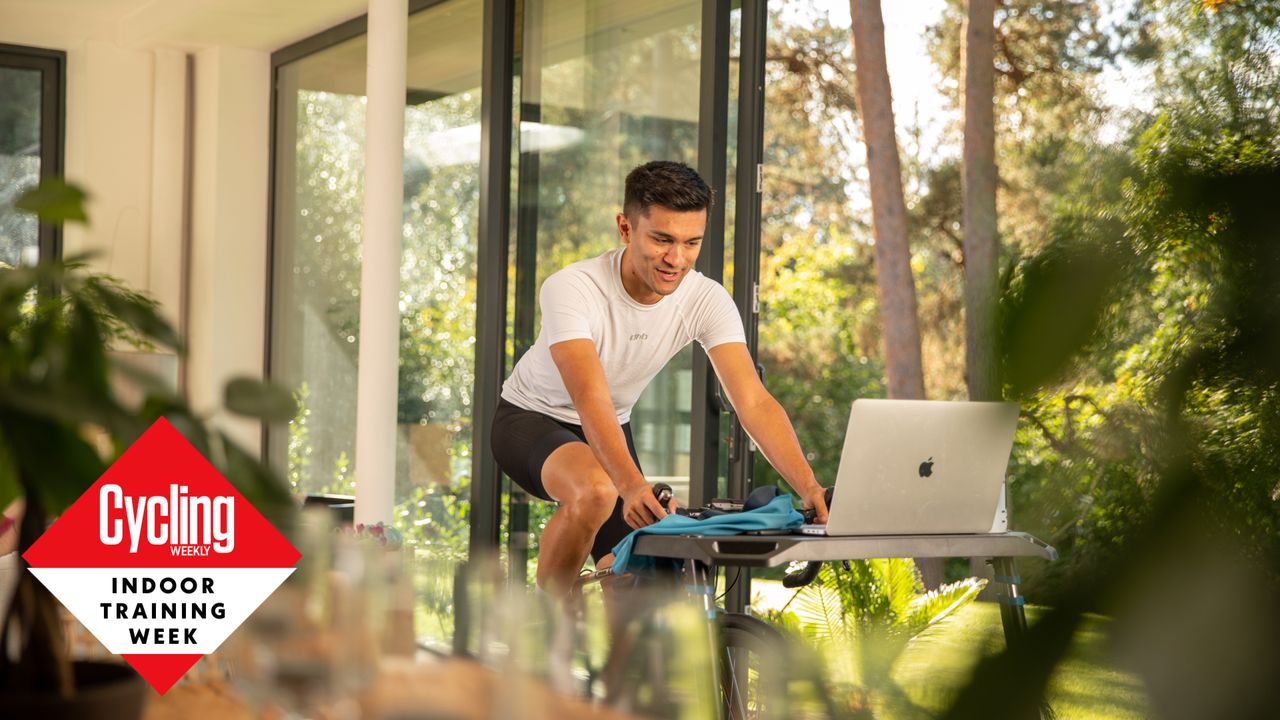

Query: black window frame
[0,42,67,262]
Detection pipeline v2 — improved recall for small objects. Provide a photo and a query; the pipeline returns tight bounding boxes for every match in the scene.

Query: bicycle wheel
[600,595,721,717]
[718,613,792,720]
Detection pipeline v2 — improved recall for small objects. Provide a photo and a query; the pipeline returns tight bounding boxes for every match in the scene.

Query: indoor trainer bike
[573,482,838,720]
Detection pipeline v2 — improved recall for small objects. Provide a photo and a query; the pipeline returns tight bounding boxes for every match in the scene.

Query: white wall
[62,41,157,300]
[2,7,272,454]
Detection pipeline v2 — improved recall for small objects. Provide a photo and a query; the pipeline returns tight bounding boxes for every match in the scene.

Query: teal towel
[609,494,804,575]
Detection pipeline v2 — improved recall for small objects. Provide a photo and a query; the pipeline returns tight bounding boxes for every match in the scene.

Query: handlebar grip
[801,486,836,523]
[783,561,823,589]
[652,483,673,506]
[791,487,835,584]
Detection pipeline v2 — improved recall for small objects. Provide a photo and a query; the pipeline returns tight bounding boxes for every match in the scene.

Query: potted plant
[0,179,299,718]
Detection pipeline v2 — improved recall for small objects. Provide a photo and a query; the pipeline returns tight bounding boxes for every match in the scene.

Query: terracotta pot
[8,660,147,720]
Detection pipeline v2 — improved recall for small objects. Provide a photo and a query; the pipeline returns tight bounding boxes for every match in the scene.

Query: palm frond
[903,577,988,637]
[793,582,851,642]
[875,558,925,623]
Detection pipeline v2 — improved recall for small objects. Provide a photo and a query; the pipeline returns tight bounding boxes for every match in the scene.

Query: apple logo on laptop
[918,457,934,478]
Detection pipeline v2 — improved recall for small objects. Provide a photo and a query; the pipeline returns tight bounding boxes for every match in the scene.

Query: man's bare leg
[592,551,633,631]
[538,442,619,596]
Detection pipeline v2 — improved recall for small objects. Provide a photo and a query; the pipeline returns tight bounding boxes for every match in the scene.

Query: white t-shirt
[502,248,746,424]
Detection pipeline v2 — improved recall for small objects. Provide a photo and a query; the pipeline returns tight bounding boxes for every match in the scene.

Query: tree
[752,7,887,500]
[962,0,998,403]
[961,0,999,587]
[954,0,1280,606]
[948,92,1280,720]
[849,0,926,403]
[927,0,1114,257]
[849,0,940,589]
[921,0,1121,589]
[760,10,865,256]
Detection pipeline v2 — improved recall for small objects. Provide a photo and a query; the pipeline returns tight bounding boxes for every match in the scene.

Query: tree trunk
[849,0,939,588]
[963,0,998,402]
[849,0,926,402]
[962,0,1000,588]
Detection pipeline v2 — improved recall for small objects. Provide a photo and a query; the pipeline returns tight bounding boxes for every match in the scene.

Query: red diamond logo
[24,417,300,694]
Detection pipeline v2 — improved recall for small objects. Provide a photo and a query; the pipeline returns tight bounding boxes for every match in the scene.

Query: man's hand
[621,484,669,529]
[802,485,830,525]
[708,343,826,523]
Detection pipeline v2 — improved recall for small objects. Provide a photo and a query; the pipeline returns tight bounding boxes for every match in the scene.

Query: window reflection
[511,0,705,573]
[0,65,44,268]
[270,0,484,650]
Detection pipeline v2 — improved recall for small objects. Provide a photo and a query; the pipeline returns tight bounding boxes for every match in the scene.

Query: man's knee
[574,475,618,525]
[543,444,618,525]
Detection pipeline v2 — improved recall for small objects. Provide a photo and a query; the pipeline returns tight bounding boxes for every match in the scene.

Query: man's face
[617,205,707,304]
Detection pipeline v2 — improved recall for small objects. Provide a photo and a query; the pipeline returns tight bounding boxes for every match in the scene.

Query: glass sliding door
[271,30,368,510]
[269,0,483,650]
[0,44,64,267]
[399,0,484,647]
[753,5,874,498]
[510,0,706,575]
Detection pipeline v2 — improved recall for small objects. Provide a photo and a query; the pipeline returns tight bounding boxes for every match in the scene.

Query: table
[632,531,1057,647]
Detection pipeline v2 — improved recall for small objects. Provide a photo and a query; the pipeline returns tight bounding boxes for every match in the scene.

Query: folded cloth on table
[609,493,804,575]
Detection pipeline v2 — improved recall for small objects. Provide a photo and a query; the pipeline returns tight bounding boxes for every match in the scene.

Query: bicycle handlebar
[653,482,674,507]
[648,483,836,590]
[782,560,823,588]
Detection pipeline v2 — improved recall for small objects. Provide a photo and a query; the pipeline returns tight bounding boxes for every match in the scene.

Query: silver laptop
[800,399,1019,536]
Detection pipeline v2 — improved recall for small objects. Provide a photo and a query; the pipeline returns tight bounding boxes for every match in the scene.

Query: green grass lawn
[893,603,1149,719]
[751,580,1149,719]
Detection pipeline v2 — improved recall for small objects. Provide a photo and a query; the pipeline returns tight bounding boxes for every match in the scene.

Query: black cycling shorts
[490,398,640,563]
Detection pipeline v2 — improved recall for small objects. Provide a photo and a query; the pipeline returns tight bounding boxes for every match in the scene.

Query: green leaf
[0,415,107,514]
[793,583,849,642]
[110,356,181,406]
[0,433,20,511]
[0,264,41,298]
[84,278,183,351]
[904,578,987,636]
[216,431,294,526]
[67,299,110,396]
[0,383,115,431]
[13,179,89,225]
[874,558,924,623]
[224,377,299,423]
[998,243,1128,397]
[160,412,213,460]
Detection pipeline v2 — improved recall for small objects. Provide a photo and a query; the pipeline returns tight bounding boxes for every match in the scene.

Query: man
[492,160,828,597]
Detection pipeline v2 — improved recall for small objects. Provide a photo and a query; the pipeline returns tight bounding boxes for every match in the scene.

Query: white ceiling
[0,0,368,52]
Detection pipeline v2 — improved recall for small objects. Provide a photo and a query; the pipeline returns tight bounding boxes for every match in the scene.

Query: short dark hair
[623,161,713,219]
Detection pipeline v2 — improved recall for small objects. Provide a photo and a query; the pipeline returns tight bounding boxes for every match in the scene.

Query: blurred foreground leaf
[82,276,183,352]
[224,376,299,423]
[998,241,1128,397]
[1164,166,1280,389]
[13,179,89,225]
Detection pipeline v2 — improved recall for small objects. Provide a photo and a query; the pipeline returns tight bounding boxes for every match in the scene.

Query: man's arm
[707,342,829,523]
[549,339,671,528]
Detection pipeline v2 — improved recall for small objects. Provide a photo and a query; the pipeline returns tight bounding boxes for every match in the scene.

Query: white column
[354,0,407,526]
